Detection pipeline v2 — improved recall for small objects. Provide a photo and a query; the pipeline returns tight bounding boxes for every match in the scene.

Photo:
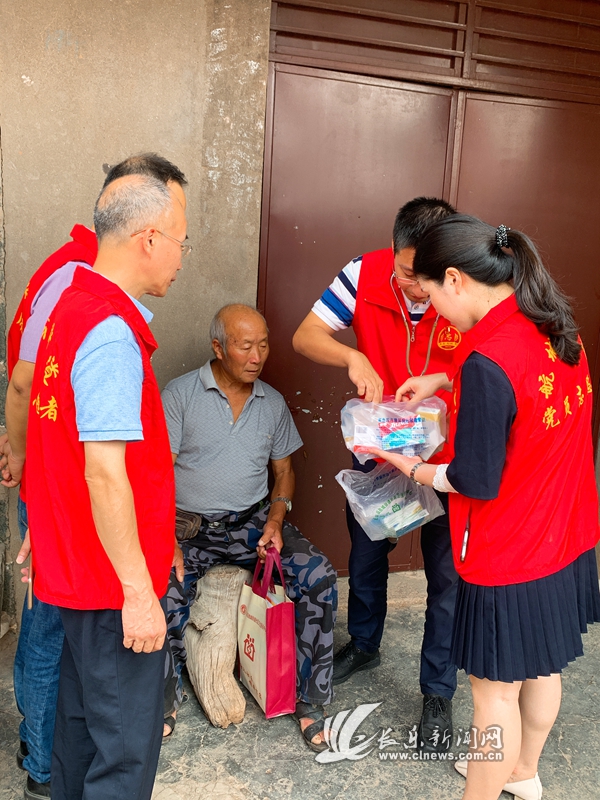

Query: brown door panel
[455,93,600,395]
[259,65,454,573]
[260,68,600,575]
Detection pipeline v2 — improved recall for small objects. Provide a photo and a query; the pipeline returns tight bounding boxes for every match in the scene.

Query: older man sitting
[162,304,337,751]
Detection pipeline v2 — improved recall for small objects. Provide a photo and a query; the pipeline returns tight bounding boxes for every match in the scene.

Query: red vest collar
[363,280,397,312]
[450,293,519,378]
[364,272,438,323]
[69,224,98,257]
[72,267,158,353]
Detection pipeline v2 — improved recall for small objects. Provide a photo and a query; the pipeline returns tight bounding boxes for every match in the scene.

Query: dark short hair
[392,197,456,253]
[102,153,187,190]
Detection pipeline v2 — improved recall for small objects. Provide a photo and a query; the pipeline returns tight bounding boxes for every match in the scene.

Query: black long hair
[413,214,581,366]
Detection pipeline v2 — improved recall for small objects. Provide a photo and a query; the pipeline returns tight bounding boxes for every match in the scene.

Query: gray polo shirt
[161,360,303,514]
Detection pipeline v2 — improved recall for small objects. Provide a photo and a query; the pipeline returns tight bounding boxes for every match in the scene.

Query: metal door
[260,6,600,576]
[452,92,600,440]
[258,64,455,573]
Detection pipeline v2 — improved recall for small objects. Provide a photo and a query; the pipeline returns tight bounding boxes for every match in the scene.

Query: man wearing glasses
[7,169,189,800]
[293,197,459,751]
[2,154,187,800]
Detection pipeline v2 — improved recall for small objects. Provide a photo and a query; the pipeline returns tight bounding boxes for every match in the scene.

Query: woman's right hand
[395,372,452,403]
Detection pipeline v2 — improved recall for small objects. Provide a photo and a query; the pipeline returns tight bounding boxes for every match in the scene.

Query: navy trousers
[52,604,166,800]
[346,457,458,699]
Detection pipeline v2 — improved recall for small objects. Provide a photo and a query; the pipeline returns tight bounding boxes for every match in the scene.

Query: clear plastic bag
[341,396,447,465]
[335,462,445,541]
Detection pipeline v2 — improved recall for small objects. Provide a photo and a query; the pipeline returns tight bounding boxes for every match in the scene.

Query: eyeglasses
[130,228,193,257]
[393,270,419,287]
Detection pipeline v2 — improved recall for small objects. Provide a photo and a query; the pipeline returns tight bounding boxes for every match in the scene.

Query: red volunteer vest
[8,225,97,503]
[26,267,175,609]
[7,225,98,376]
[448,294,599,586]
[354,248,461,462]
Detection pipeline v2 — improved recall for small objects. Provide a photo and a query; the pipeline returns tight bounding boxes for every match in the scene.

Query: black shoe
[418,694,453,753]
[17,740,29,770]
[25,776,51,800]
[332,641,380,685]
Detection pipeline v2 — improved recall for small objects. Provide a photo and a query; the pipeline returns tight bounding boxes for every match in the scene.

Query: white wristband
[432,464,457,493]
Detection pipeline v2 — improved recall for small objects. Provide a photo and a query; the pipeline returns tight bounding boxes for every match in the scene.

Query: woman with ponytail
[374,215,600,800]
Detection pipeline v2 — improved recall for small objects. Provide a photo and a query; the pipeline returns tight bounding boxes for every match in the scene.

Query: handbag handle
[251,547,286,599]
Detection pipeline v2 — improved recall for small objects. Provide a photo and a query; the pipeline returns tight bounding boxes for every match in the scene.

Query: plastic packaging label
[335,462,445,542]
[341,396,447,465]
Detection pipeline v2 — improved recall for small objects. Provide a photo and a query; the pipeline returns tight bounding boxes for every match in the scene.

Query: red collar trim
[69,224,98,258]
[71,267,158,352]
[449,293,519,379]
[365,281,438,322]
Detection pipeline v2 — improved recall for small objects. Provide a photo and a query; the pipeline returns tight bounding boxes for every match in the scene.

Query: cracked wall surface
[0,0,272,618]
[0,128,12,636]
[0,0,271,383]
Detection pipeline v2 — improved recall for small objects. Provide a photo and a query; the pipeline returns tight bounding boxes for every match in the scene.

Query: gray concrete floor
[1,572,600,799]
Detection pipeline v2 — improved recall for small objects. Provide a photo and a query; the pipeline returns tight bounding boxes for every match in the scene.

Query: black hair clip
[496,224,510,248]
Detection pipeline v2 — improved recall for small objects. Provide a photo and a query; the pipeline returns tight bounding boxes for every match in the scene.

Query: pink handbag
[238,548,296,718]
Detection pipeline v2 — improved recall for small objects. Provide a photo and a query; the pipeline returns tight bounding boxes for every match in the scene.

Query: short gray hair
[210,304,268,354]
[93,174,173,242]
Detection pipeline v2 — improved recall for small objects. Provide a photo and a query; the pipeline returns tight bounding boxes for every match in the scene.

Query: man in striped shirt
[293,197,460,751]
[314,254,432,355]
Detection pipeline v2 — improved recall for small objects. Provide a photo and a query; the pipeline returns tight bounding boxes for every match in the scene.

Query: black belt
[175,497,268,542]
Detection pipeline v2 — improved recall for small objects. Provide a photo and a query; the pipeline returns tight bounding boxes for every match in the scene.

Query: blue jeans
[13,497,64,784]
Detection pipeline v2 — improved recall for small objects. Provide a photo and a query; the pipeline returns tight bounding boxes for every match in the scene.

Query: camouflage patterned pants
[165,503,337,714]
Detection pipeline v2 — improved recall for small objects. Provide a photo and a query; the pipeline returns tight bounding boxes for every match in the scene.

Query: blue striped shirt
[312,256,430,331]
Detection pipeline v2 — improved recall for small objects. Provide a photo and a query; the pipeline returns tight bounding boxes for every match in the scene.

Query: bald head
[94,174,174,244]
[210,304,268,353]
[210,305,269,385]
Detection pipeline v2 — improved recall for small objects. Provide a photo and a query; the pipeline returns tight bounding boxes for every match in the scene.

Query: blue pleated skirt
[451,548,600,682]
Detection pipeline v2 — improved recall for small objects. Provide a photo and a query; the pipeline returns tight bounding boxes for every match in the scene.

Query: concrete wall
[0,0,272,624]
